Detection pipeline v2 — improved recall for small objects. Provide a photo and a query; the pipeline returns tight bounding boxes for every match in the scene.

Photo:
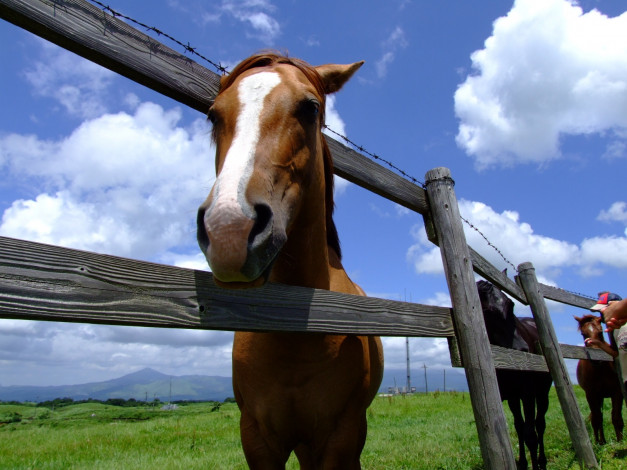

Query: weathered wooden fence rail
[0,236,454,336]
[0,0,610,468]
[0,235,608,365]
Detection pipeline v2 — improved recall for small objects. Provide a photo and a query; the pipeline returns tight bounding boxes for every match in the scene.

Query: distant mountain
[0,366,470,404]
[0,368,233,403]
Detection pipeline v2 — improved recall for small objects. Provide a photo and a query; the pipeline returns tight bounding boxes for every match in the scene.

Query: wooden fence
[0,0,613,468]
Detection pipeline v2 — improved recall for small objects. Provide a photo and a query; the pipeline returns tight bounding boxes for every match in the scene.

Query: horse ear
[574,315,582,322]
[316,61,364,94]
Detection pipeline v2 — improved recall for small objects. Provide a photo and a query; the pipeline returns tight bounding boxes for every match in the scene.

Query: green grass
[1,387,625,469]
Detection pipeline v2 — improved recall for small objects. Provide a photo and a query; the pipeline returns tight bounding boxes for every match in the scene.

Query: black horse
[477,280,553,470]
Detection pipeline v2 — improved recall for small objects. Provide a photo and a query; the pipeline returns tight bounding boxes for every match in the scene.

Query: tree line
[1,397,236,409]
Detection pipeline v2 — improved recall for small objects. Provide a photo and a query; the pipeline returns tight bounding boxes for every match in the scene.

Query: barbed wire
[323,125,526,274]
[84,0,598,301]
[561,289,597,301]
[460,216,518,273]
[86,0,229,74]
[327,127,597,300]
[322,125,426,188]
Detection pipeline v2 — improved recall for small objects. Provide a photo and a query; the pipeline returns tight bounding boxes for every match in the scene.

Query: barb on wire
[323,125,425,188]
[86,0,229,75]
[460,215,518,273]
[85,1,599,301]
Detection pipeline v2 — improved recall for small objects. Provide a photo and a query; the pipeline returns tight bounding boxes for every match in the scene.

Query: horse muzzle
[197,200,286,288]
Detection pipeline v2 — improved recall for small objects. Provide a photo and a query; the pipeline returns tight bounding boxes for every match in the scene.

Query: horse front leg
[610,392,624,441]
[521,396,541,470]
[315,411,367,470]
[239,410,290,470]
[507,398,528,470]
[535,389,550,470]
[586,394,606,444]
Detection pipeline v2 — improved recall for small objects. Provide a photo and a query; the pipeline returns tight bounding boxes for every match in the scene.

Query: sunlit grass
[1,387,625,469]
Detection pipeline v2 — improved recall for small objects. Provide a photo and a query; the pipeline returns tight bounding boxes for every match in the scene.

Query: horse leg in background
[534,384,550,470]
[610,392,624,441]
[586,394,606,444]
[521,394,541,470]
[507,398,528,470]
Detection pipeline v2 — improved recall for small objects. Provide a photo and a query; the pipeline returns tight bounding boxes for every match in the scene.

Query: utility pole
[443,369,446,392]
[406,337,411,394]
[169,377,172,405]
[423,363,428,394]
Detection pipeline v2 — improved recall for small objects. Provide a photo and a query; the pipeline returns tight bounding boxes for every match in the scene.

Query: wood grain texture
[491,345,548,372]
[469,247,527,303]
[538,283,596,310]
[326,137,428,214]
[1,0,582,309]
[517,262,598,469]
[0,236,453,337]
[559,343,613,361]
[450,344,611,370]
[425,167,516,470]
[0,0,431,217]
[0,0,220,113]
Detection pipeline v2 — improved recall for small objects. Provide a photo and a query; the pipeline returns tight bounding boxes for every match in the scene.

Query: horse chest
[233,333,368,403]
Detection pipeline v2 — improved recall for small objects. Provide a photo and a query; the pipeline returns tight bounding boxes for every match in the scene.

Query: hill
[0,368,233,403]
[0,366,469,403]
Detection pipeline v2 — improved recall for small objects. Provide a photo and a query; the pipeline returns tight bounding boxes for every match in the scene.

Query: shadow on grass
[613,448,627,459]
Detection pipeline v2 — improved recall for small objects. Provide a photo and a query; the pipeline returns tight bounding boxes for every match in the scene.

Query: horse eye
[299,99,320,120]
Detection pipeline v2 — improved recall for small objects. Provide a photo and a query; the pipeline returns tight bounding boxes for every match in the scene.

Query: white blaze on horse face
[211,71,282,222]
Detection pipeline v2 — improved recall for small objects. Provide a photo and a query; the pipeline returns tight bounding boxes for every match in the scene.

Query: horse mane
[217,52,341,259]
[576,314,600,330]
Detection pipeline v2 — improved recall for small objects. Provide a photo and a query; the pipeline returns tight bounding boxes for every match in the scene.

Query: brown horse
[477,280,552,470]
[575,314,623,444]
[197,53,383,469]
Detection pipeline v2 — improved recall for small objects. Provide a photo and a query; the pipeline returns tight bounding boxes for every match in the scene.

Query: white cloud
[0,102,215,262]
[422,291,452,308]
[406,199,627,282]
[168,0,281,43]
[0,320,233,386]
[580,236,627,270]
[376,27,408,79]
[455,0,627,167]
[603,139,627,159]
[323,95,352,195]
[383,337,451,371]
[598,201,627,223]
[218,0,280,44]
[24,40,115,119]
[324,95,345,137]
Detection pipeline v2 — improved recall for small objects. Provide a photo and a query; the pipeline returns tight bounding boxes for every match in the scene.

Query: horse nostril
[197,207,209,252]
[249,204,273,244]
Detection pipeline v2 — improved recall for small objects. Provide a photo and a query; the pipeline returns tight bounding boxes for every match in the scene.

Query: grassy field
[1,387,625,469]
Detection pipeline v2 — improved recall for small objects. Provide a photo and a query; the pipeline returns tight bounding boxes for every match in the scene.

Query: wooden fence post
[517,262,599,469]
[425,167,516,470]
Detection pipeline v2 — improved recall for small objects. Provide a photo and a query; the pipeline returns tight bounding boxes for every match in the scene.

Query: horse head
[476,280,529,351]
[197,53,363,288]
[574,314,604,342]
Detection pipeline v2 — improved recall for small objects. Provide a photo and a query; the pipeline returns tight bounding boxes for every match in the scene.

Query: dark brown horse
[197,53,383,469]
[575,314,623,444]
[477,280,553,470]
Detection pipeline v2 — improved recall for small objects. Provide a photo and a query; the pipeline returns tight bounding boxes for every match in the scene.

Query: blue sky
[1,0,627,389]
